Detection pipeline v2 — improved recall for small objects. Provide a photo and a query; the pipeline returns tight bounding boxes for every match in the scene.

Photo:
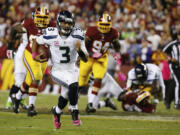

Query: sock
[7,97,12,102]
[55,106,62,114]
[92,81,101,95]
[98,101,106,108]
[22,93,28,99]
[16,90,23,100]
[68,82,78,106]
[69,104,78,111]
[42,84,51,94]
[58,96,68,109]
[52,84,59,95]
[29,96,37,105]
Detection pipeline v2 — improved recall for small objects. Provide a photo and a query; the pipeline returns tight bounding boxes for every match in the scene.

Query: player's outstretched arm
[7,24,27,58]
[112,38,121,53]
[75,40,88,62]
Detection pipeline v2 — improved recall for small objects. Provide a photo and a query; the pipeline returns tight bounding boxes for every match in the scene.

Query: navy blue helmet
[57,10,75,36]
[135,63,148,81]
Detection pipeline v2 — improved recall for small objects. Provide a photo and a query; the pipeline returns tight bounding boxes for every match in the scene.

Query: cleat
[85,103,96,113]
[11,94,20,113]
[71,110,81,126]
[5,101,13,110]
[20,99,27,110]
[27,104,37,117]
[105,98,117,110]
[52,106,62,129]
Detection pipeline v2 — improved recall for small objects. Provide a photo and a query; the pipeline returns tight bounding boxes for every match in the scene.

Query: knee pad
[9,84,20,96]
[58,96,68,109]
[68,82,79,106]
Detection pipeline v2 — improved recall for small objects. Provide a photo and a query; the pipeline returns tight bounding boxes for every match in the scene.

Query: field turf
[0,91,180,135]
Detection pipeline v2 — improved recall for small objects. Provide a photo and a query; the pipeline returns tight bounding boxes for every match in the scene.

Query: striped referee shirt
[163,40,180,64]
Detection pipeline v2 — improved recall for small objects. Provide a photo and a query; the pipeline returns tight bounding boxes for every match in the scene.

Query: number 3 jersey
[36,27,84,70]
[86,26,118,56]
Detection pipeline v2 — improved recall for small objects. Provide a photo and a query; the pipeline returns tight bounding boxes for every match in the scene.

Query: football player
[78,13,121,110]
[35,10,88,129]
[86,73,124,113]
[127,63,165,100]
[118,89,157,113]
[10,6,56,116]
[6,28,28,110]
[6,29,28,109]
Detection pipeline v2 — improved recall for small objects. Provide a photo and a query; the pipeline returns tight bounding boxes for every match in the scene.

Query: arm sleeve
[80,41,89,56]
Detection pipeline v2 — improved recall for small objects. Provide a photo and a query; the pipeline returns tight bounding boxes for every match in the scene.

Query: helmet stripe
[42,6,45,14]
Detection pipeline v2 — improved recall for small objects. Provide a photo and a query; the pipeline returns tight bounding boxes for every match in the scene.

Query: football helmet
[97,13,112,33]
[57,10,75,36]
[34,6,50,28]
[135,63,148,81]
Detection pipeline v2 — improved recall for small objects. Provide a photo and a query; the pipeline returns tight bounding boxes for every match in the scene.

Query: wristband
[32,52,38,59]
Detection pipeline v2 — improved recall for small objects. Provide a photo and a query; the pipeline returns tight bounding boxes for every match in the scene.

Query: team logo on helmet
[97,13,112,33]
[34,6,50,28]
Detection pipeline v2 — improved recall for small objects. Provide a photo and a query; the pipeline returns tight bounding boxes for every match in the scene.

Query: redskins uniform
[79,26,119,86]
[122,90,156,113]
[11,7,56,115]
[79,13,120,109]
[22,18,55,86]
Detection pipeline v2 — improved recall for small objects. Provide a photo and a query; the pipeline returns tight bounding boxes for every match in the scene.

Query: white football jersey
[127,63,165,98]
[36,27,84,70]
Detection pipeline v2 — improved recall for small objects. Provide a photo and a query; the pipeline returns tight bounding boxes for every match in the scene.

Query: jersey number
[92,41,110,53]
[59,47,70,63]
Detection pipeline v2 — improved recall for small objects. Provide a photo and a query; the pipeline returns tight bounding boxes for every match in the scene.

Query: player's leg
[86,85,98,113]
[78,59,94,92]
[68,82,82,126]
[91,55,108,109]
[23,50,47,116]
[52,85,68,129]
[51,70,69,129]
[51,69,81,127]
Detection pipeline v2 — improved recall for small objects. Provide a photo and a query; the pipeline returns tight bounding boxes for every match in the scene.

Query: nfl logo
[54,41,59,46]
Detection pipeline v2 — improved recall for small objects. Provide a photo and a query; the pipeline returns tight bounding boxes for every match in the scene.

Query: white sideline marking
[77,115,180,122]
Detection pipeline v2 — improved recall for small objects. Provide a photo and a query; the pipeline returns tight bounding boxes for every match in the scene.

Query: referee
[163,32,180,109]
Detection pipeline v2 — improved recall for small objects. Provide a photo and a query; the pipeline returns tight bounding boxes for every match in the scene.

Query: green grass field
[1,91,180,135]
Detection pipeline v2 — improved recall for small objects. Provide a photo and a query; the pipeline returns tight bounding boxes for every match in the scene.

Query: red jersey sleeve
[21,18,33,30]
[125,92,137,104]
[111,27,119,39]
[86,26,95,39]
[49,20,56,27]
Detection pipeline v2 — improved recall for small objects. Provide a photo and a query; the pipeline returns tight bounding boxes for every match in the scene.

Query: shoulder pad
[71,27,85,40]
[43,27,58,40]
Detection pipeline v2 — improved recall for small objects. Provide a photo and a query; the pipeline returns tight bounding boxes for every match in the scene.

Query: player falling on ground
[78,13,121,110]
[118,88,157,113]
[86,73,124,113]
[35,10,88,129]
[127,63,165,101]
[10,6,56,116]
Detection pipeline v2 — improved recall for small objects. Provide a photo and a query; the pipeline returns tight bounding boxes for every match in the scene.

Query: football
[37,45,50,59]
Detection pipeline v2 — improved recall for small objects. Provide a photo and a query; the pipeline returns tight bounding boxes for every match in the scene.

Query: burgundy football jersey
[85,26,118,55]
[22,18,56,53]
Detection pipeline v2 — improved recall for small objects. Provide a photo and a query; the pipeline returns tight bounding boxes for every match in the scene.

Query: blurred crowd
[0,0,179,89]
